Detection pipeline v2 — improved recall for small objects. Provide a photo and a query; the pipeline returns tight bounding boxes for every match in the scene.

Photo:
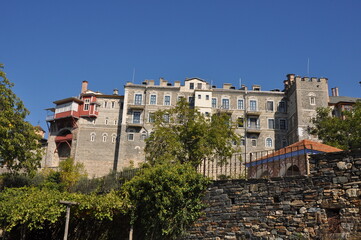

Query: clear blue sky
[1,0,360,132]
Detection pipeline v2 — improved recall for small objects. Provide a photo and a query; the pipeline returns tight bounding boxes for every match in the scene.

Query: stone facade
[120,74,330,169]
[184,150,361,239]
[45,74,338,176]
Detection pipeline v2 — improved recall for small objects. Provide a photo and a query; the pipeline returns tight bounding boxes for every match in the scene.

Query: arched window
[265,138,273,148]
[102,133,108,142]
[90,132,96,142]
[112,134,117,143]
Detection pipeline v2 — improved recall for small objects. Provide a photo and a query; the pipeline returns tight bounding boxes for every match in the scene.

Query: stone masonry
[185,149,361,239]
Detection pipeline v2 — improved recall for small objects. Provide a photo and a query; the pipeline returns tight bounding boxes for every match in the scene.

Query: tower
[284,74,329,144]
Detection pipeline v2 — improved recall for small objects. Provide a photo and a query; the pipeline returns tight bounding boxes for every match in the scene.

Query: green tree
[309,102,361,150]
[123,163,209,240]
[58,158,87,190]
[0,64,42,174]
[145,99,241,167]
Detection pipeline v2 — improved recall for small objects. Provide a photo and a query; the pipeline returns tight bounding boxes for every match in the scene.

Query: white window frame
[212,98,217,108]
[90,132,96,142]
[104,101,108,108]
[112,134,117,143]
[102,133,108,142]
[237,99,244,110]
[265,138,273,148]
[111,101,115,108]
[310,96,316,105]
[249,99,257,111]
[268,118,275,129]
[148,112,155,123]
[266,100,274,112]
[134,94,143,105]
[150,94,157,105]
[84,99,90,111]
[133,111,141,124]
[222,98,230,109]
[164,95,171,106]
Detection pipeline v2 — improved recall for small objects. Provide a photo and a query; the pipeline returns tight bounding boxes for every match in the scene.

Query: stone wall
[185,150,361,239]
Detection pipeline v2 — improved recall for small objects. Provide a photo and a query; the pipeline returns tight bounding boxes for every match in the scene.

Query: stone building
[44,74,337,176]
[45,81,123,177]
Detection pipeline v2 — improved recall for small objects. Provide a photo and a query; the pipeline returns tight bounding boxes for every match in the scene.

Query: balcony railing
[46,115,55,121]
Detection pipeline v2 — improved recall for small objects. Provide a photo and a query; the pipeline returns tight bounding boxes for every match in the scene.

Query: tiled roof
[251,140,342,164]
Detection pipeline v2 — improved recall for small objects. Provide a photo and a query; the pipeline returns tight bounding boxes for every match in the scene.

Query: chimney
[81,81,88,93]
[174,81,181,87]
[335,87,339,96]
[113,89,119,95]
[287,74,295,82]
[160,78,168,86]
[223,83,232,89]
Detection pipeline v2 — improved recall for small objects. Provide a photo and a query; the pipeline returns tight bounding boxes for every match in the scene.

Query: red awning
[55,133,73,142]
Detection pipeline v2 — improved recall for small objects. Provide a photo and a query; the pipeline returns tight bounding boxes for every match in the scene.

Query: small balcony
[247,125,261,133]
[128,104,145,110]
[246,110,262,116]
[46,115,55,121]
[127,122,143,128]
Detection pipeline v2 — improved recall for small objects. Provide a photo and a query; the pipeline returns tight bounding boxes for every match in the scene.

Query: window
[141,131,147,140]
[237,99,244,110]
[268,119,275,129]
[251,136,257,147]
[190,83,194,89]
[205,112,210,117]
[265,138,273,148]
[240,138,245,146]
[198,94,201,99]
[206,95,209,100]
[90,133,96,142]
[134,94,142,105]
[133,112,141,124]
[177,96,184,102]
[282,139,287,148]
[150,94,157,105]
[163,114,170,123]
[222,99,230,109]
[248,117,259,129]
[310,96,316,105]
[104,101,108,108]
[197,83,202,89]
[148,113,155,123]
[128,133,134,141]
[105,117,108,125]
[102,133,108,142]
[164,96,171,105]
[279,119,287,130]
[266,101,274,111]
[112,134,117,143]
[212,98,217,108]
[237,117,244,128]
[111,101,115,108]
[84,99,90,111]
[249,100,257,111]
[188,97,194,106]
[278,101,286,112]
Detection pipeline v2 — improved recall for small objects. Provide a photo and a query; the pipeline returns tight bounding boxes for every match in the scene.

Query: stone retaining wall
[185,150,361,239]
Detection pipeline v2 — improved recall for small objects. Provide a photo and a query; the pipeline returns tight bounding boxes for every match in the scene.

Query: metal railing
[198,144,317,180]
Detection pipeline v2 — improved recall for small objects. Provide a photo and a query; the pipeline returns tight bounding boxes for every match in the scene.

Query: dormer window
[197,83,202,89]
[190,83,194,89]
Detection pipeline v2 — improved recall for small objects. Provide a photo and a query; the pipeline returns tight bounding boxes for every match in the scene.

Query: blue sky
[1,0,360,132]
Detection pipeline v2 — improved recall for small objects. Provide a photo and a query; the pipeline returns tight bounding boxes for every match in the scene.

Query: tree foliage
[310,102,361,150]
[145,99,241,167]
[123,163,210,240]
[0,64,42,174]
[0,186,125,233]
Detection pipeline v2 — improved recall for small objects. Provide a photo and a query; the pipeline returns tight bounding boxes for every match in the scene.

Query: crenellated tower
[284,74,329,144]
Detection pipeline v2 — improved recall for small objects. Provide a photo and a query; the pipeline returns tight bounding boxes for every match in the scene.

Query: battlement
[284,74,328,91]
